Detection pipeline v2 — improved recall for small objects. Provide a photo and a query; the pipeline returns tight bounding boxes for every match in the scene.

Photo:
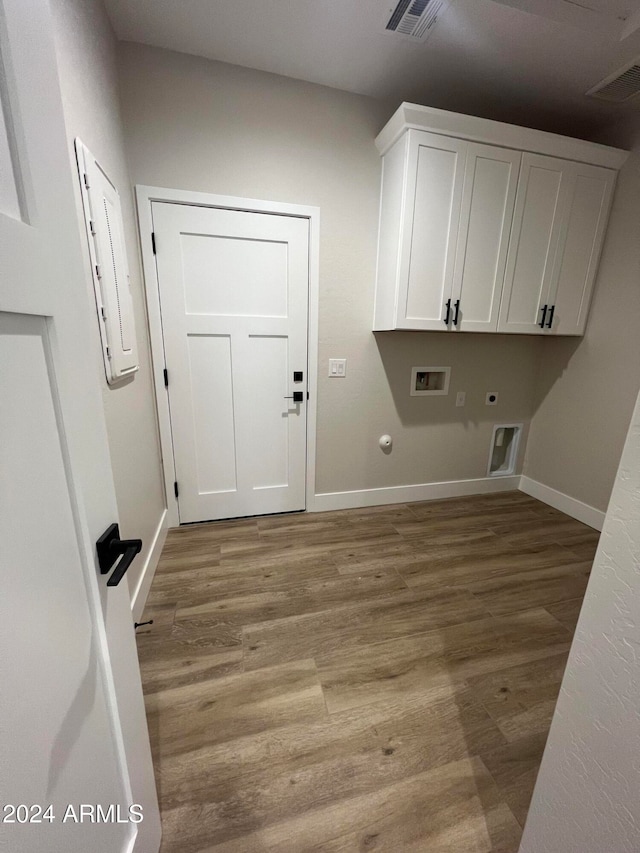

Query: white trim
[375,103,629,169]
[135,185,320,526]
[312,475,521,513]
[519,476,605,531]
[130,509,168,623]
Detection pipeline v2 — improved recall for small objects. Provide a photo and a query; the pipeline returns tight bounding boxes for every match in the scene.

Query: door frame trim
[135,185,320,527]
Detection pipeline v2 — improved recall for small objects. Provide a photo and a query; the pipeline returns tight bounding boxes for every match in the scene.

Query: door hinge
[95,263,101,279]
[83,172,90,189]
[151,232,156,255]
[163,368,169,388]
[174,481,179,499]
[307,391,310,400]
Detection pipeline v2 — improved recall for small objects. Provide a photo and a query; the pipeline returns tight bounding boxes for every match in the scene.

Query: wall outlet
[329,358,346,377]
[486,391,499,406]
[456,391,466,407]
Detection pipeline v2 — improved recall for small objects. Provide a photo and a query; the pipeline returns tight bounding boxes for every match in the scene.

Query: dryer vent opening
[488,424,522,477]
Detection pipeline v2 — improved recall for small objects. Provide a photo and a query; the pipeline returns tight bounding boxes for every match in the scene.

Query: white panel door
[0,1,159,851]
[452,143,521,332]
[547,163,616,335]
[152,202,309,523]
[498,153,570,334]
[397,130,467,330]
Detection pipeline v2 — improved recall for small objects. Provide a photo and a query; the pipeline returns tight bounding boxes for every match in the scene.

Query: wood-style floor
[136,491,599,852]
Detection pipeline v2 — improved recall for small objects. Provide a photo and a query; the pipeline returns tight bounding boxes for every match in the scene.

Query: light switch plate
[329,358,347,377]
[456,391,466,407]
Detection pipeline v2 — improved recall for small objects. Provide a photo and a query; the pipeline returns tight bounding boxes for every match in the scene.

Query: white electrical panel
[75,139,138,385]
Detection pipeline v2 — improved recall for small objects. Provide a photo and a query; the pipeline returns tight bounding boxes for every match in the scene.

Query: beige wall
[118,42,541,496]
[520,389,640,852]
[524,146,640,512]
[50,0,166,605]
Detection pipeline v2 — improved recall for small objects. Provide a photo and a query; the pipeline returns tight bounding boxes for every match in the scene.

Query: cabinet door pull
[546,305,555,329]
[453,299,460,326]
[444,298,451,325]
[539,304,548,328]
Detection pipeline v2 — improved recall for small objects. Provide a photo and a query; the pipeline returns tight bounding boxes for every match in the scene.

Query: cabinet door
[547,163,616,335]
[396,130,467,330]
[498,153,570,334]
[452,143,521,332]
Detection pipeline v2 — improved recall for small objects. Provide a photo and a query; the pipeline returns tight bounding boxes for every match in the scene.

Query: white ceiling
[103,0,640,138]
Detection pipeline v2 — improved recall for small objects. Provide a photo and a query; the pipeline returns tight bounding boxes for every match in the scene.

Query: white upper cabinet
[452,144,521,333]
[396,131,466,330]
[498,153,568,334]
[549,163,616,335]
[373,104,625,337]
[498,155,616,335]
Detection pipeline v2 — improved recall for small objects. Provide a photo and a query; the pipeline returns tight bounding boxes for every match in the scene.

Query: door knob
[284,391,304,403]
[96,523,142,587]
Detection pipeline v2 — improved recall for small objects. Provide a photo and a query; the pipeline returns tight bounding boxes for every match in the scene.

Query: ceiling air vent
[384,0,451,41]
[587,61,640,103]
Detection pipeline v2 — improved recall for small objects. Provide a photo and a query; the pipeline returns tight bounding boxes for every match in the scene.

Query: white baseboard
[519,476,605,531]
[311,475,521,513]
[131,509,168,623]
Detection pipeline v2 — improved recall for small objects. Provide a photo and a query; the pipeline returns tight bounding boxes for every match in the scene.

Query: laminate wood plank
[334,552,432,577]
[487,516,596,550]
[467,562,591,617]
[391,523,500,546]
[175,569,407,630]
[150,555,340,605]
[134,602,176,639]
[495,698,558,743]
[243,586,490,671]
[166,518,259,545]
[479,733,548,827]
[137,634,244,693]
[406,490,534,520]
[405,503,537,527]
[330,539,419,574]
[254,523,407,551]
[154,692,507,851]
[397,542,582,591]
[544,597,584,631]
[333,503,419,525]
[556,530,600,561]
[219,534,405,564]
[257,518,350,541]
[156,551,222,574]
[140,618,243,653]
[316,608,571,714]
[191,758,521,853]
[136,605,243,693]
[466,652,567,728]
[392,513,543,550]
[145,659,326,759]
[147,563,223,597]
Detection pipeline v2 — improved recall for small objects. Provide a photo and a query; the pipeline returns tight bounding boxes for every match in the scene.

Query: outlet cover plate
[329,358,347,377]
